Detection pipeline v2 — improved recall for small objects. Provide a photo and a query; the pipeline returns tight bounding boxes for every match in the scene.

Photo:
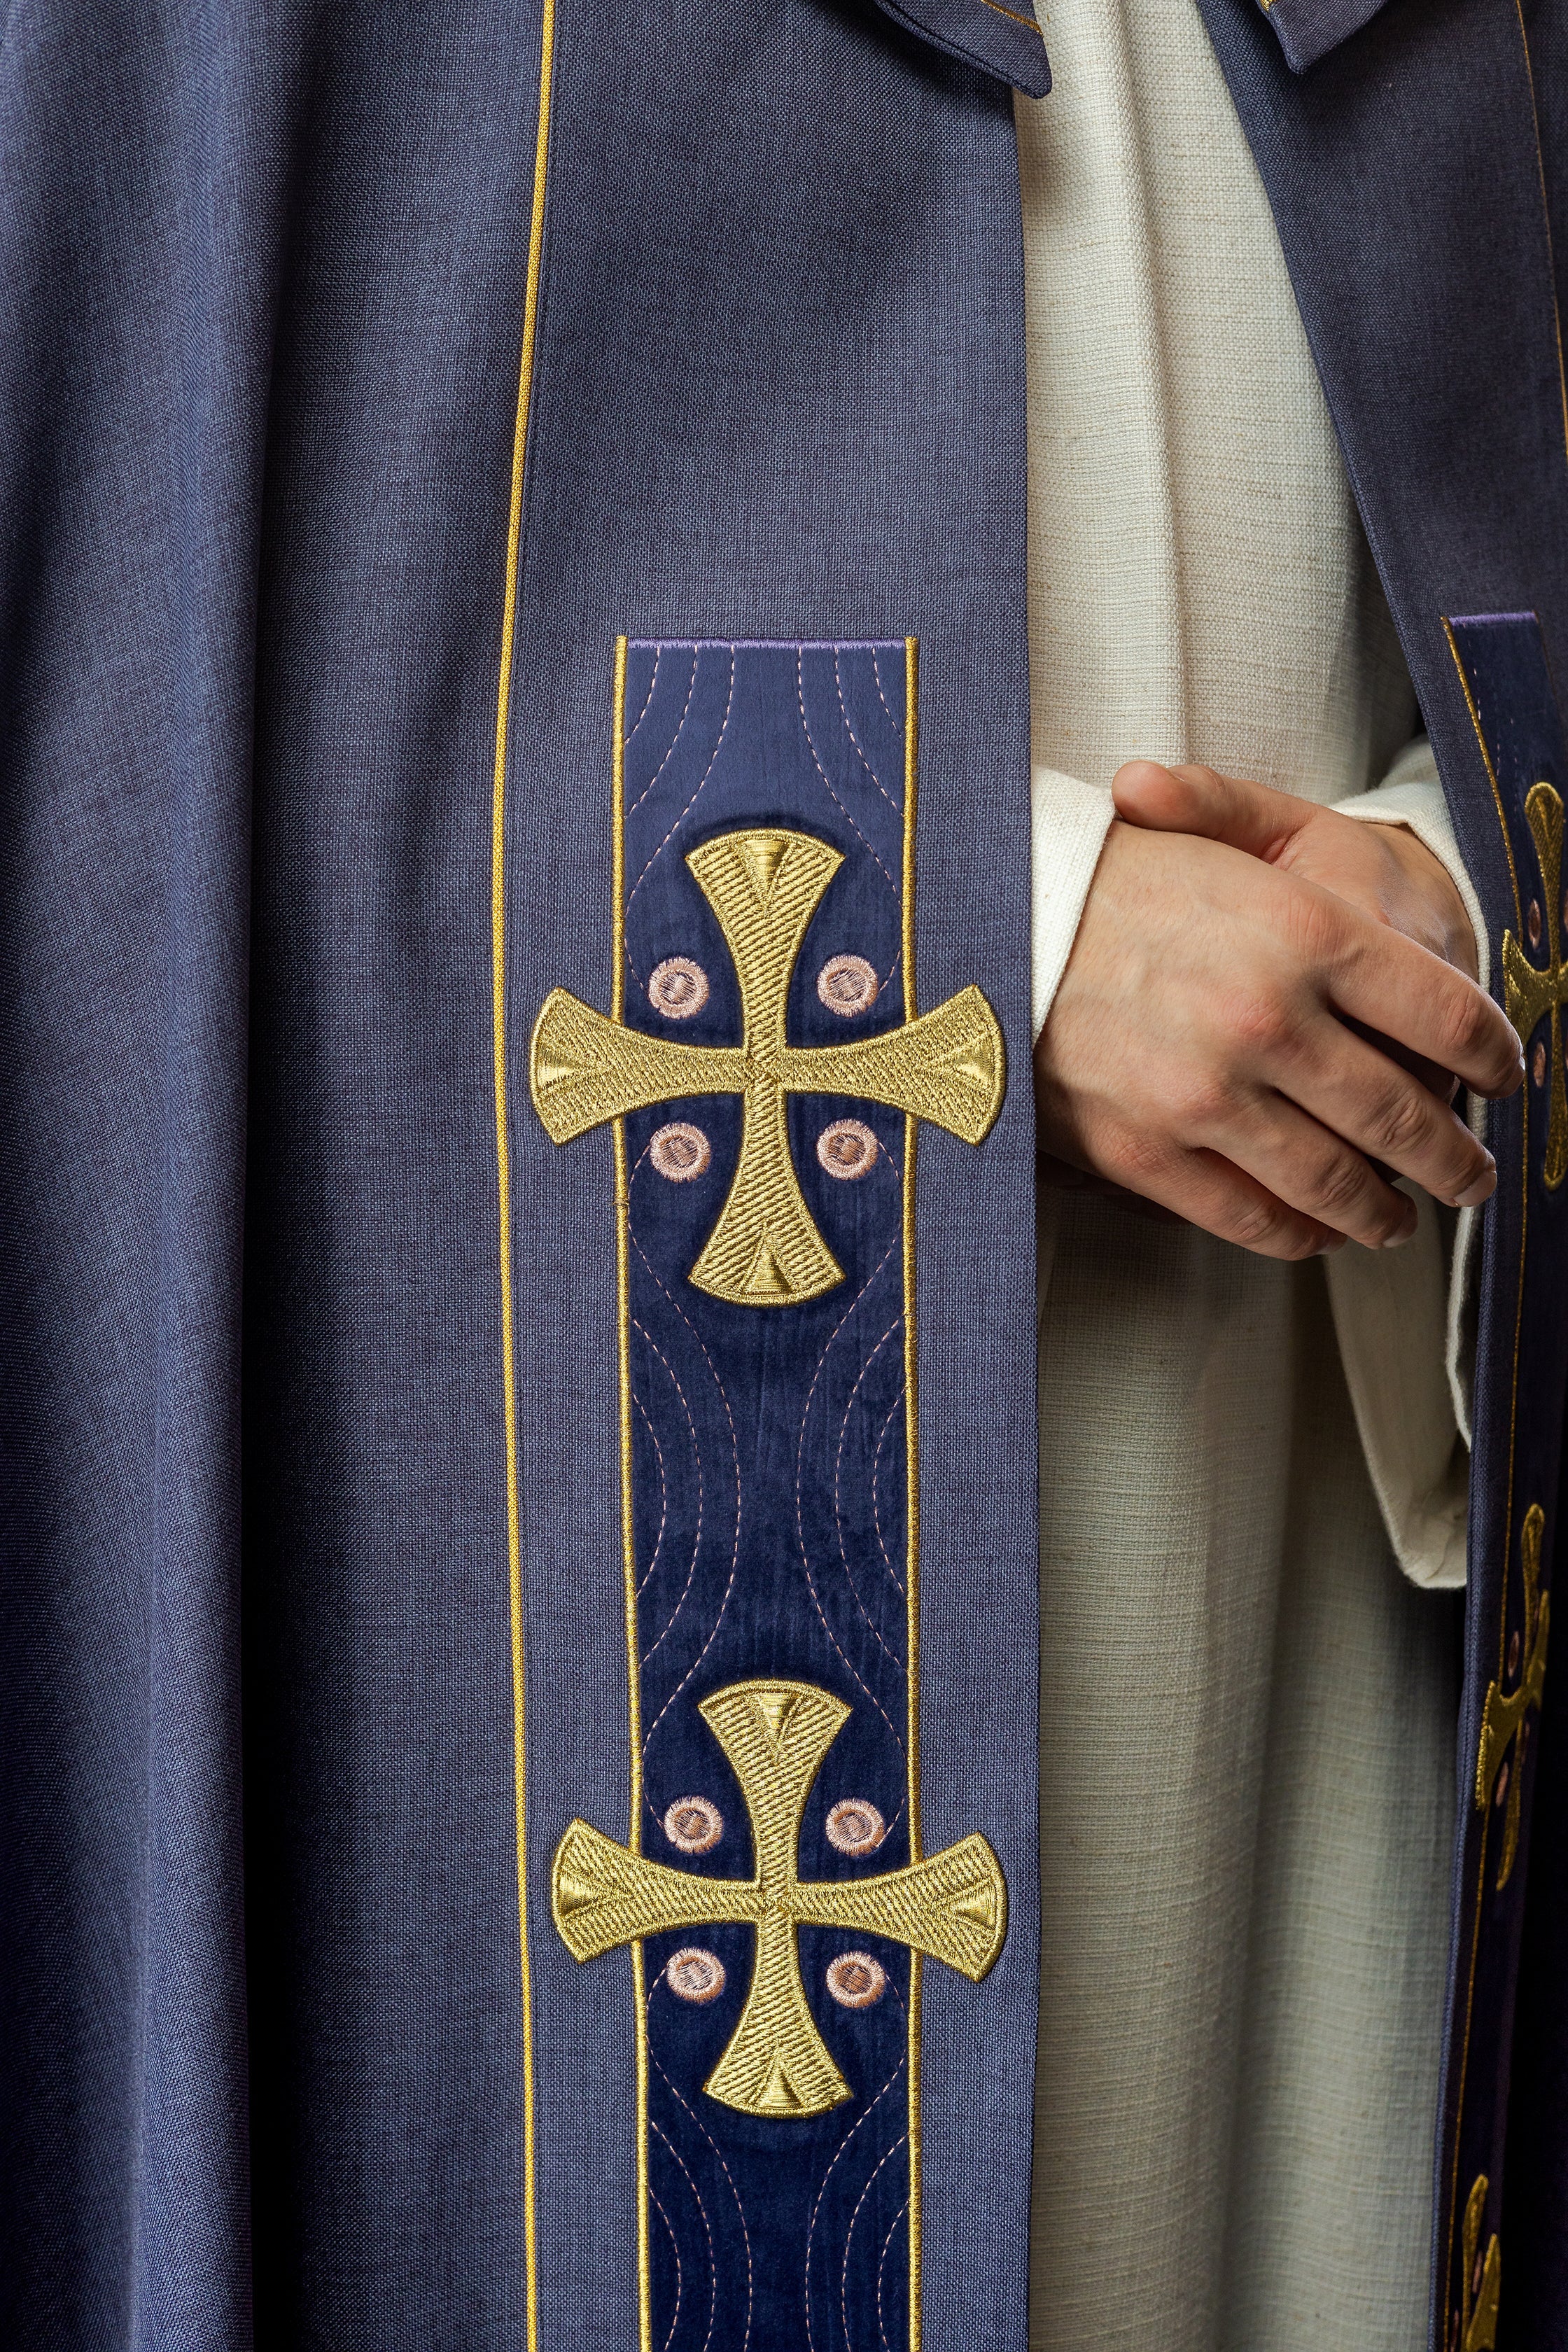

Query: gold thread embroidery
[551,1677,1007,2118]
[1476,1502,1550,1888]
[490,0,556,2335]
[1502,782,1568,1188]
[1461,2174,1502,2351]
[530,823,1004,1305]
[902,636,923,2352]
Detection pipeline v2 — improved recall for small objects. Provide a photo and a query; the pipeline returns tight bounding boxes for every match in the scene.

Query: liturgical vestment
[5,4,1568,2352]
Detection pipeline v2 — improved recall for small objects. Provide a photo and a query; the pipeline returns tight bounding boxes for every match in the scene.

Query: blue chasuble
[2,1,1568,2350]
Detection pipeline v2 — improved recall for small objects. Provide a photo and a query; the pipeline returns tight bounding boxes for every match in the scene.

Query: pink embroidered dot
[648,955,710,1019]
[825,1798,886,1856]
[817,953,879,1017]
[816,1119,878,1182]
[826,1951,887,2010]
[650,1123,711,1183]
[1508,1628,1522,1679]
[1529,899,1544,951]
[1534,1040,1548,1088]
[1494,1759,1511,1809]
[666,1947,726,2004]
[663,1795,724,1854]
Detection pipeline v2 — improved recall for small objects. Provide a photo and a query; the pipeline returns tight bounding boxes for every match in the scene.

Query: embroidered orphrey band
[527,638,1006,2349]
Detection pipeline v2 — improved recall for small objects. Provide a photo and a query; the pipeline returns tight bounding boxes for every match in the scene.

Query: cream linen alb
[1021,4,1471,2345]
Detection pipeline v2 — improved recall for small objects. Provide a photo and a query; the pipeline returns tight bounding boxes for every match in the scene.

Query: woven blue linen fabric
[0,1,1039,2348]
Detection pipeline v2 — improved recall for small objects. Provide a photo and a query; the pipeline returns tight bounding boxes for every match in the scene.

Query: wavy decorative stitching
[650,2120,718,2352]
[803,1991,909,2352]
[796,652,899,896]
[629,1188,744,1828]
[650,1980,756,2352]
[632,1390,669,1600]
[869,1390,906,1600]
[841,2138,909,2352]
[834,650,902,819]
[626,645,663,748]
[626,654,738,958]
[650,2190,683,2352]
[875,2201,909,2352]
[628,649,699,819]
[794,1238,908,1769]
[631,1319,704,1667]
[868,649,902,737]
[831,1313,909,1670]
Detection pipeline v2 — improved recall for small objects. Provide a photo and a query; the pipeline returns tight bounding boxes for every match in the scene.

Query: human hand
[1111,760,1481,979]
[1033,766,1524,1260]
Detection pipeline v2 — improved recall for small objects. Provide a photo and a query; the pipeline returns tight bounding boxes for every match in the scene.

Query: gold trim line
[490,1,556,2341]
[903,637,923,2352]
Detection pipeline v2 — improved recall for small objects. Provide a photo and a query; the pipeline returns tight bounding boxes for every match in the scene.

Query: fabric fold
[872,0,1050,96]
[1256,0,1390,76]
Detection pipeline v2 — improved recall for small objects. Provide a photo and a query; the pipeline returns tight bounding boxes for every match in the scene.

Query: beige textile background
[1020,4,1462,2343]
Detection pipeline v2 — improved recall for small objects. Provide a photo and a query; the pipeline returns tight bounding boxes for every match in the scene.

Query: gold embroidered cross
[551,1678,1007,2118]
[1502,780,1568,1189]
[1476,1502,1550,1888]
[1459,2174,1501,2351]
[528,826,1004,1305]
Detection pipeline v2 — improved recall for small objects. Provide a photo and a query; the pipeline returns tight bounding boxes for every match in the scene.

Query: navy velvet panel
[619,638,918,2352]
[1188,8,1568,2344]
[1443,615,1568,2352]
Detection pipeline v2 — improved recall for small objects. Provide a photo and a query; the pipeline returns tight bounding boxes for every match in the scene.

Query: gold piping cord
[610,638,655,2352]
[489,0,556,2339]
[1439,621,1530,2309]
[902,637,923,2351]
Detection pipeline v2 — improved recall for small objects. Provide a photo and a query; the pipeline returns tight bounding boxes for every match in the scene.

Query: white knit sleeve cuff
[1031,764,1116,1041]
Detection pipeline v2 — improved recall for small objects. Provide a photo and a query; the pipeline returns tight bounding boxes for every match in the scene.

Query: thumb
[1112,760,1311,864]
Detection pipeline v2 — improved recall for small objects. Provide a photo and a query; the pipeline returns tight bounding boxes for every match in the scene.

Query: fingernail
[1381,1221,1418,1248]
[1452,1171,1497,1209]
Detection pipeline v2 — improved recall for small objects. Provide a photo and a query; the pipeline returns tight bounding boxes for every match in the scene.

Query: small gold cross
[1476,1502,1550,1888]
[1502,780,1568,1189]
[529,826,1004,1305]
[551,1677,1007,2118]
